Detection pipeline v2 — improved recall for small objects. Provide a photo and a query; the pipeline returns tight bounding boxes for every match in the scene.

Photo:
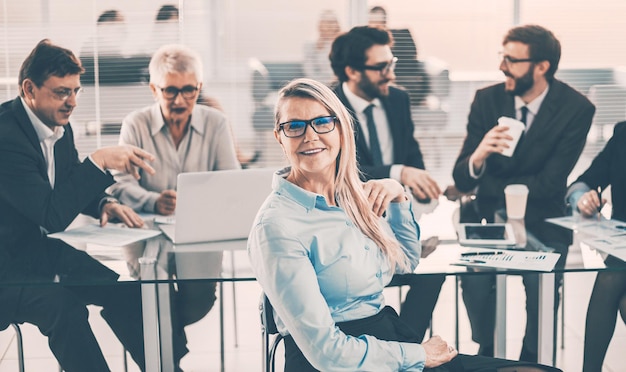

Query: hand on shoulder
[363,179,406,217]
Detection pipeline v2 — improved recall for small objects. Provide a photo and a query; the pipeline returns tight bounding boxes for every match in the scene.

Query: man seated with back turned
[452,24,595,362]
[329,25,445,342]
[0,39,187,371]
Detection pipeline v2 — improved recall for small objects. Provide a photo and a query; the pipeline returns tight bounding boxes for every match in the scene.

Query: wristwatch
[99,196,119,212]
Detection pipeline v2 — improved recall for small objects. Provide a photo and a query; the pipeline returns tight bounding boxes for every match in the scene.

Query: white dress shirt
[342,82,404,181]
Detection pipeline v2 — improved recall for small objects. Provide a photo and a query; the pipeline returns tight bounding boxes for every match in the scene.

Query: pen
[596,186,603,221]
[461,251,504,257]
[460,259,487,264]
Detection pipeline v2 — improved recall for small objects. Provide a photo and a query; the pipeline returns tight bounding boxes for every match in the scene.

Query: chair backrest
[260,294,283,372]
[79,55,151,85]
[262,62,306,91]
[423,57,451,100]
[260,294,279,335]
[555,67,614,95]
[587,84,626,127]
[249,58,271,105]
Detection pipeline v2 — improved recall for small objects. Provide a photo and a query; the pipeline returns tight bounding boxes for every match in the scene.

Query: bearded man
[452,24,595,362]
[329,25,445,344]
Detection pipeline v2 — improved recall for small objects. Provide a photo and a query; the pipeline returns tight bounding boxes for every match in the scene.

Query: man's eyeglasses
[158,84,200,100]
[360,57,398,76]
[499,53,536,67]
[47,86,83,101]
[278,116,337,138]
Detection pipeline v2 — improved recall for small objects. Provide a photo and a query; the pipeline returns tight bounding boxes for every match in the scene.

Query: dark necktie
[520,106,528,126]
[363,104,383,166]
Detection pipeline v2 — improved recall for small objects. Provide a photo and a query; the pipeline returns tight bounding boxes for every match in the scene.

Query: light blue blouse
[248,169,426,371]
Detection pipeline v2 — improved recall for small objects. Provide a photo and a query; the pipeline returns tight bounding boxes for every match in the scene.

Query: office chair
[5,322,128,372]
[6,323,63,372]
[6,323,25,372]
[259,294,284,372]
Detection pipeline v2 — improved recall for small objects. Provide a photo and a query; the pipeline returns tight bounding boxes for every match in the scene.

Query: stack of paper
[48,223,161,247]
[453,248,561,272]
[547,216,626,262]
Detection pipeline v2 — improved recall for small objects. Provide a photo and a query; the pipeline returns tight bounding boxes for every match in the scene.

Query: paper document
[136,213,176,225]
[545,216,584,230]
[582,236,626,262]
[453,248,561,272]
[154,216,176,225]
[547,216,626,262]
[48,224,161,246]
[547,216,626,237]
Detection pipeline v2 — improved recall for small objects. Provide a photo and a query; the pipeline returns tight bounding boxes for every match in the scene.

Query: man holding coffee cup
[452,25,595,362]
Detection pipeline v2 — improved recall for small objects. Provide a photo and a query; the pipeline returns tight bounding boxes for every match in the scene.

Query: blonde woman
[248,78,559,371]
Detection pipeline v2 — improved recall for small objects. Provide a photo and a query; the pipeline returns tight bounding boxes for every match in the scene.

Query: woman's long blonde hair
[274,78,410,271]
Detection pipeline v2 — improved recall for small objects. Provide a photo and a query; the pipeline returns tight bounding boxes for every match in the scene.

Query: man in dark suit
[0,39,185,371]
[452,25,595,362]
[329,26,444,342]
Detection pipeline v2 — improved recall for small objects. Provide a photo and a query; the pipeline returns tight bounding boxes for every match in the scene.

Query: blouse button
[376,271,382,278]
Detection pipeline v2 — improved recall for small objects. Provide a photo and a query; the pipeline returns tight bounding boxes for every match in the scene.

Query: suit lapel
[11,98,53,182]
[12,98,45,158]
[502,97,516,120]
[336,85,374,164]
[523,83,558,142]
[515,82,560,157]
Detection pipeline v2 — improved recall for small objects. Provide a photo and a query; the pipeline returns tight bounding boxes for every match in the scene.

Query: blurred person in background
[367,5,430,106]
[80,9,129,57]
[303,10,342,86]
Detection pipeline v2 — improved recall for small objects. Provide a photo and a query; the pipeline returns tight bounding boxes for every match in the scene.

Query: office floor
[1,145,625,371]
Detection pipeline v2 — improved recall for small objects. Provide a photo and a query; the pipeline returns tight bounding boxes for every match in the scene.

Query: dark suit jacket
[573,121,626,222]
[452,80,595,244]
[0,98,117,284]
[333,84,425,180]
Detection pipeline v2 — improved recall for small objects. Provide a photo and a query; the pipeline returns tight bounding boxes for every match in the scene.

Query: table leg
[537,272,555,365]
[139,257,161,372]
[140,239,175,372]
[494,274,507,358]
[220,281,225,372]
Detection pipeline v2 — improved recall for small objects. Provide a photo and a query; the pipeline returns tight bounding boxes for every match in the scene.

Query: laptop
[158,168,276,244]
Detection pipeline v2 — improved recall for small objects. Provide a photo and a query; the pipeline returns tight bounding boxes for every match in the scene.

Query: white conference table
[136,235,250,372]
[135,227,582,371]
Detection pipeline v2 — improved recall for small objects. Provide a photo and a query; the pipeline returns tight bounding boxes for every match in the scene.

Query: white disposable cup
[497,116,525,157]
[504,184,529,219]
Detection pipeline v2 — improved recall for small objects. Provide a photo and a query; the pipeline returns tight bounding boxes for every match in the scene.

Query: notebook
[158,168,276,244]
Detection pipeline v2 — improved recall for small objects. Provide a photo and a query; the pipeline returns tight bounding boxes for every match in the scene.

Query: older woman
[110,44,239,215]
[248,78,559,371]
[109,44,239,329]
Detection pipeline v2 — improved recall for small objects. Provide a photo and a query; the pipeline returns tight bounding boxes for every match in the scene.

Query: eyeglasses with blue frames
[278,116,337,138]
[499,52,537,67]
[45,86,83,101]
[158,84,200,100]
[360,57,398,76]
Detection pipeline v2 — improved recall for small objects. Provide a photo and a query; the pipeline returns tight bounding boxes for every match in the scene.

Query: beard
[504,64,535,96]
[358,73,390,100]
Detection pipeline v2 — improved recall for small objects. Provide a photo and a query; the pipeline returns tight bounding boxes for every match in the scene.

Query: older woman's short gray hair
[149,44,203,86]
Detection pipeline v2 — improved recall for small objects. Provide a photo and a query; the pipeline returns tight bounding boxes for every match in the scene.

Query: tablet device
[457,223,516,247]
